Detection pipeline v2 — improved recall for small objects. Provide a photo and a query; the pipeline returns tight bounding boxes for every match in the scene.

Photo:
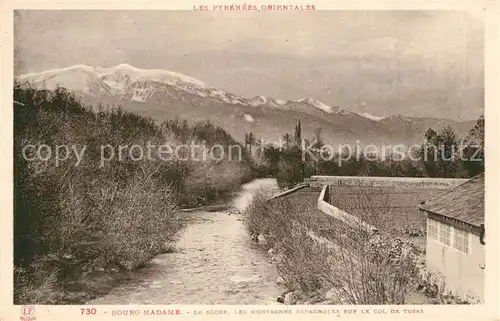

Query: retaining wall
[306,175,467,189]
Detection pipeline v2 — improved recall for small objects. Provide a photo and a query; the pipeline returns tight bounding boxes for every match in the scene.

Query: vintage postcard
[1,1,499,320]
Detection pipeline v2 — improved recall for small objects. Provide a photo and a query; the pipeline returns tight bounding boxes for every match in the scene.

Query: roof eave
[419,207,483,229]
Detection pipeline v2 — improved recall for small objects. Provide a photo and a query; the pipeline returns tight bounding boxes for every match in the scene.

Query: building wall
[426,214,485,302]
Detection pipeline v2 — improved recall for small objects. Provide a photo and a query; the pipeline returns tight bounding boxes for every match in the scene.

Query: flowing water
[90,178,283,304]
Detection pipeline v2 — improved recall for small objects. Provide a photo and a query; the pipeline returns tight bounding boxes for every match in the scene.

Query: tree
[263,145,282,175]
[276,158,304,189]
[294,119,302,146]
[244,132,256,156]
[438,126,458,178]
[311,128,324,174]
[422,128,439,177]
[282,133,292,150]
[254,137,265,161]
[421,126,458,178]
[462,115,485,177]
[292,120,305,178]
[312,127,324,149]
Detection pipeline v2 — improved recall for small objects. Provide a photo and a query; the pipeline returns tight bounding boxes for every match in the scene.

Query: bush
[14,265,59,304]
[275,147,305,189]
[243,189,274,238]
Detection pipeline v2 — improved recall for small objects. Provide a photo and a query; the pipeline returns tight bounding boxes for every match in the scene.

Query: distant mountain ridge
[16,64,477,146]
[16,64,359,116]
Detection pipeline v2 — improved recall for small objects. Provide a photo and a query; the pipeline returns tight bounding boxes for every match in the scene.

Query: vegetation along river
[90,178,283,304]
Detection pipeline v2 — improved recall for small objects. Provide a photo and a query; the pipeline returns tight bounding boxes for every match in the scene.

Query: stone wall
[306,175,467,189]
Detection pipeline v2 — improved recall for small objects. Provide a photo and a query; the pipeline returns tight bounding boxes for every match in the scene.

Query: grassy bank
[13,85,252,304]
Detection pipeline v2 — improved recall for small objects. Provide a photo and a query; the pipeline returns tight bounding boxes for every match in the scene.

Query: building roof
[418,173,484,227]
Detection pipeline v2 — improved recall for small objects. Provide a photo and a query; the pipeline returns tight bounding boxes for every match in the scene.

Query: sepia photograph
[11,8,488,309]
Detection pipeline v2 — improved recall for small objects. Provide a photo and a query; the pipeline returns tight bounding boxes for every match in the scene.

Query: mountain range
[16,64,477,146]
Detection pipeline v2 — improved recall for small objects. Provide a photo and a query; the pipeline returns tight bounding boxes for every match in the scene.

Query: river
[90,178,283,304]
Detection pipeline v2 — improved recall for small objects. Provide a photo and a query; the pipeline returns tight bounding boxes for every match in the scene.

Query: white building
[418,173,485,302]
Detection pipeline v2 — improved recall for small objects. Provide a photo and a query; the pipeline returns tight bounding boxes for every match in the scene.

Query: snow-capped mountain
[357,112,384,121]
[248,96,268,107]
[17,64,206,99]
[16,64,358,117]
[381,114,416,124]
[17,65,108,96]
[295,98,348,115]
[16,64,476,145]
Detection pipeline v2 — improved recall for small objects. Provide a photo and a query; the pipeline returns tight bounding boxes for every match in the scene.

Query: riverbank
[17,179,276,305]
[90,178,283,304]
[14,86,253,305]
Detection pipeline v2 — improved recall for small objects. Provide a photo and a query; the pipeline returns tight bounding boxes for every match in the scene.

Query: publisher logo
[20,306,36,321]
[21,307,34,316]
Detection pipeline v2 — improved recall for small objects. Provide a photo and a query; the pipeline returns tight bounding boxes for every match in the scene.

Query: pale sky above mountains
[14,10,484,120]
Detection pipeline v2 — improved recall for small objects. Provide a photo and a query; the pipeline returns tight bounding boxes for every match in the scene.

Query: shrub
[14,265,59,304]
[243,189,274,238]
[244,188,420,304]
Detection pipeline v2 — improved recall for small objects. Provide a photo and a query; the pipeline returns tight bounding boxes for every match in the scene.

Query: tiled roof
[418,173,484,227]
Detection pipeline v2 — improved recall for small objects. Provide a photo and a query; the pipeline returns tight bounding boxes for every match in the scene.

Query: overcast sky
[14,10,484,120]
